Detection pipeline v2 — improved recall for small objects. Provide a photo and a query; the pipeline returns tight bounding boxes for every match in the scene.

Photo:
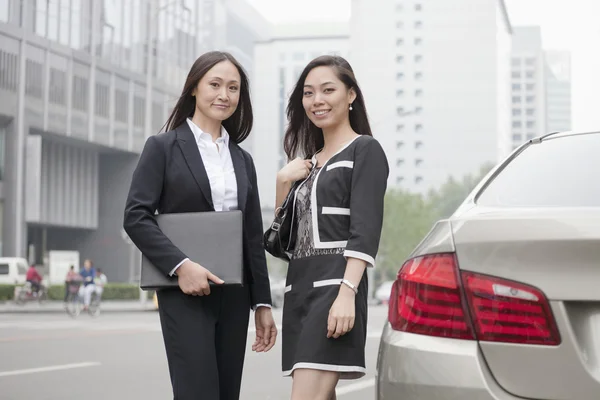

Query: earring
[349,104,353,111]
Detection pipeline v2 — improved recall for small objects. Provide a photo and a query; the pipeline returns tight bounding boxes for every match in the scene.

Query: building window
[526,133,535,139]
[526,84,535,91]
[396,55,404,63]
[415,124,423,133]
[415,4,422,11]
[526,58,535,66]
[396,141,404,149]
[49,68,66,105]
[512,96,521,103]
[512,134,522,141]
[133,97,145,128]
[0,126,4,181]
[414,38,422,45]
[396,176,404,184]
[526,108,535,116]
[512,71,520,79]
[415,141,423,149]
[396,89,404,97]
[115,89,128,123]
[415,89,423,97]
[396,159,404,167]
[512,121,522,128]
[415,55,423,63]
[396,21,404,29]
[397,107,405,115]
[25,60,43,99]
[512,109,521,116]
[414,21,422,29]
[94,83,109,118]
[526,71,535,79]
[415,106,423,115]
[526,96,535,103]
[396,38,404,46]
[72,75,89,111]
[396,124,404,133]
[512,83,521,90]
[415,72,423,80]
[415,159,423,167]
[526,121,535,129]
[415,176,423,184]
[396,72,404,80]
[396,4,403,11]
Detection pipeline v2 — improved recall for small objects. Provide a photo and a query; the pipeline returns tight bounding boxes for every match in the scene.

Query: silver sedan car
[376,130,600,400]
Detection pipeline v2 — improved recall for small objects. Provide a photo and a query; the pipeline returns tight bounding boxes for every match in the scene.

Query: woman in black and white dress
[274,55,389,400]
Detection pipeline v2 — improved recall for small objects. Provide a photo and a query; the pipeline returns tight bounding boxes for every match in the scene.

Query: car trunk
[452,207,600,400]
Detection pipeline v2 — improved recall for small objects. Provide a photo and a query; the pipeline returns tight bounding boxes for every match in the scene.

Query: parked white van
[0,258,29,285]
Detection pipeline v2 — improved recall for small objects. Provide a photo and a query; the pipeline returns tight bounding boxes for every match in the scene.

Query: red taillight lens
[388,253,561,346]
[388,254,475,340]
[462,272,560,345]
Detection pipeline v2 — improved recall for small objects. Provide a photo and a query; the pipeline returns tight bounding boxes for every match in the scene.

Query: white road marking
[0,362,101,378]
[336,378,376,396]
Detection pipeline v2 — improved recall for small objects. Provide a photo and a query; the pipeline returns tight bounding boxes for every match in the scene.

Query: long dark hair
[163,51,253,143]
[283,55,372,160]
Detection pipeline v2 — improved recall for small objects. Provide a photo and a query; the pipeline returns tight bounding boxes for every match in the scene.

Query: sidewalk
[0,300,156,314]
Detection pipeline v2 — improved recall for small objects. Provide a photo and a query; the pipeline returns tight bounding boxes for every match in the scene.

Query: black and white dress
[281,135,389,379]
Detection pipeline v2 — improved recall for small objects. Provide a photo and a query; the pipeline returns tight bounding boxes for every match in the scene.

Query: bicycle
[64,282,101,318]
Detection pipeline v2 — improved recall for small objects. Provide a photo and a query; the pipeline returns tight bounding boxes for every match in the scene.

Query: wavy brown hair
[162,51,253,143]
[283,55,372,159]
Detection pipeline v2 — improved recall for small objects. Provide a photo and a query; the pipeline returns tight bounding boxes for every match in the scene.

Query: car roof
[531,130,600,143]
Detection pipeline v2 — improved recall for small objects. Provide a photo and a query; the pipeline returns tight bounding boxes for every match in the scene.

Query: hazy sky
[248,0,600,132]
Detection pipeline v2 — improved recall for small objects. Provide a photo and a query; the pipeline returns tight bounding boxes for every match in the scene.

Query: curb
[0,302,157,314]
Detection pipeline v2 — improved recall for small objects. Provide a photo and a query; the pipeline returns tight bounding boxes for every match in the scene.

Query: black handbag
[263,181,300,261]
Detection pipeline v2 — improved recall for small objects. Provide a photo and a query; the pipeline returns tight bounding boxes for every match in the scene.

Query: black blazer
[123,122,271,306]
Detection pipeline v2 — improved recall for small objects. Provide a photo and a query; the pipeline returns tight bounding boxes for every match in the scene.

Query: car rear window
[477,133,600,207]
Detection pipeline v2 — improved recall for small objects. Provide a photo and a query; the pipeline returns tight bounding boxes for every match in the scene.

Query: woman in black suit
[123,51,276,400]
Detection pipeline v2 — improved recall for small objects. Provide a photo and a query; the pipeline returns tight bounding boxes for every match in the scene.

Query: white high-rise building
[509,27,572,150]
[251,22,350,211]
[510,27,547,148]
[349,0,512,194]
[544,51,572,133]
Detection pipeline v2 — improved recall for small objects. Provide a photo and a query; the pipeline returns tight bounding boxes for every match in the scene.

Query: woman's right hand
[277,157,313,184]
[176,260,224,296]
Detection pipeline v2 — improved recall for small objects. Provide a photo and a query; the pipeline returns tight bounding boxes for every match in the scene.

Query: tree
[377,189,437,283]
[428,163,494,220]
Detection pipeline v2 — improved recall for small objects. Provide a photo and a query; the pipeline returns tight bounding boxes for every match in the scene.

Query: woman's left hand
[327,286,356,339]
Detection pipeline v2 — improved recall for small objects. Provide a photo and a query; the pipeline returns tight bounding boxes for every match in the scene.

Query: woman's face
[302,66,356,131]
[192,60,241,123]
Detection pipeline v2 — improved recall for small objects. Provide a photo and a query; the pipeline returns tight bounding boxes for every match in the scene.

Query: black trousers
[157,285,251,400]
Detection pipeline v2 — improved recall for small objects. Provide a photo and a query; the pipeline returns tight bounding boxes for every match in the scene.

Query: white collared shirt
[170,119,270,310]
[186,118,238,212]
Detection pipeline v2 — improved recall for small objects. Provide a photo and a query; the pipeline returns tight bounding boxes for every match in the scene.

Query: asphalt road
[0,305,389,399]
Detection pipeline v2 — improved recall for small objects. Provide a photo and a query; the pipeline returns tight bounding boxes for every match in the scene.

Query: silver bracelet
[341,279,358,294]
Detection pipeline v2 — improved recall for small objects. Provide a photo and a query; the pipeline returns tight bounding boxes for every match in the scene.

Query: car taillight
[388,254,475,340]
[388,253,561,346]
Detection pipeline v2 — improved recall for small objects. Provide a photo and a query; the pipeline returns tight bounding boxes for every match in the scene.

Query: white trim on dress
[282,362,367,378]
[312,136,361,249]
[322,207,351,215]
[313,279,342,287]
[344,250,376,268]
[326,160,354,171]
